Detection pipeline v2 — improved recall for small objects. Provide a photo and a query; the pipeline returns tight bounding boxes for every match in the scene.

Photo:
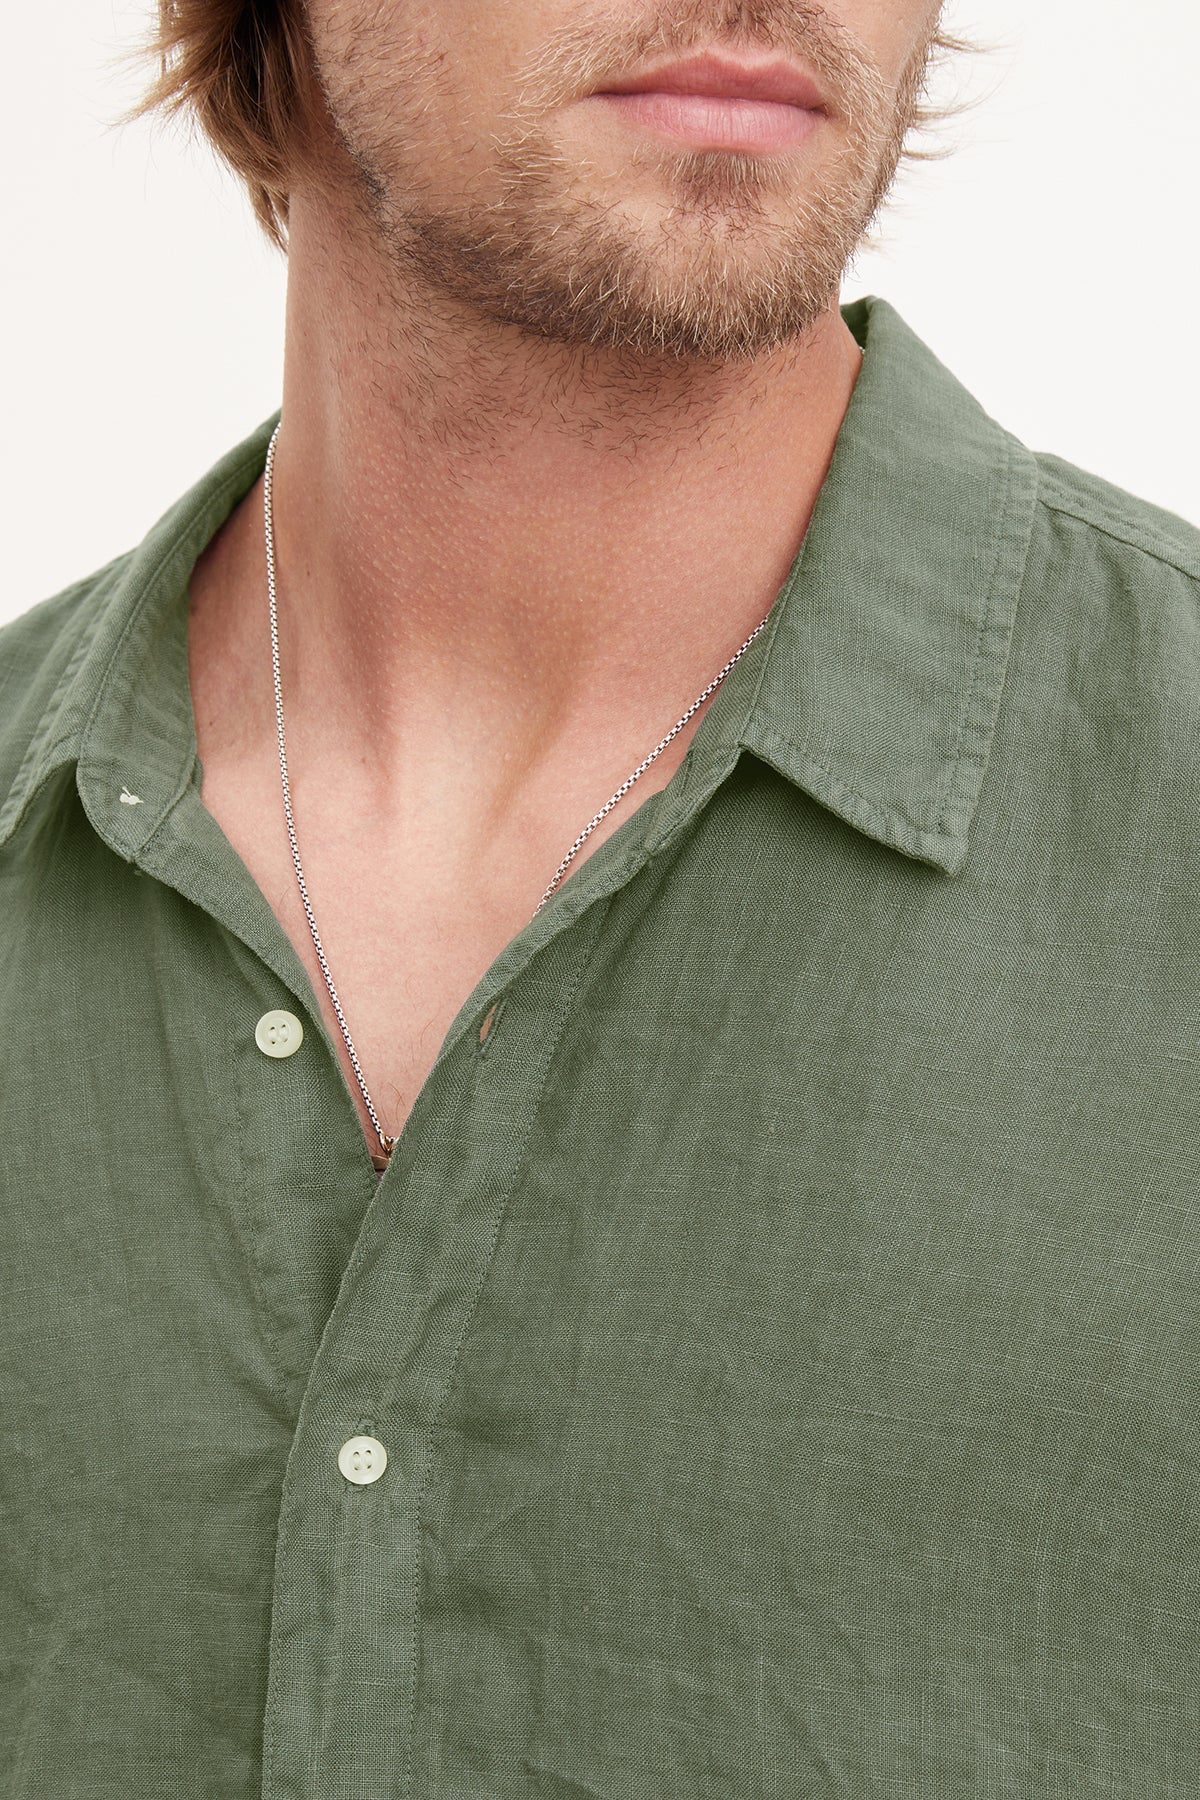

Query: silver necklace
[263,418,773,1169]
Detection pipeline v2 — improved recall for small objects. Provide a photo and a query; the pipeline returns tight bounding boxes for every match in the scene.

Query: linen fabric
[4,295,1200,1797]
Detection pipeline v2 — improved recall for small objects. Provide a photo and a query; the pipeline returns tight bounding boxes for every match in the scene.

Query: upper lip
[597,53,827,111]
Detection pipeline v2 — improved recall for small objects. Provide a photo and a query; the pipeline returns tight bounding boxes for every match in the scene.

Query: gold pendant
[371,1133,397,1174]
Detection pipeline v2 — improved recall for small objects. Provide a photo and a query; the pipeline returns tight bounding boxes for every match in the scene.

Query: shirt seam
[1035,480,1200,584]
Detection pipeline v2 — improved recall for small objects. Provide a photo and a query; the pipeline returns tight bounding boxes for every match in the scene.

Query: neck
[200,178,863,805]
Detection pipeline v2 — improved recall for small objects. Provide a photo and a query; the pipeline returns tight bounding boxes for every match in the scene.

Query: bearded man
[3,1,1199,1794]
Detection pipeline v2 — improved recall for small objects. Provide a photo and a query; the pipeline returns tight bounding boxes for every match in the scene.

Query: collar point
[843,792,972,877]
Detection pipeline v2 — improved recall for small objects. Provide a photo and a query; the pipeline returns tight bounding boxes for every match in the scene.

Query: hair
[117,2,987,257]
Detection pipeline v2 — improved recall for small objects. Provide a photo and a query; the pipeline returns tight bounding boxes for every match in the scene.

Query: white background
[3,0,1197,623]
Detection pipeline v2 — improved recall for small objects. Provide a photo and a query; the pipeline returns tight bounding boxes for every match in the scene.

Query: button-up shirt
[4,295,1200,1797]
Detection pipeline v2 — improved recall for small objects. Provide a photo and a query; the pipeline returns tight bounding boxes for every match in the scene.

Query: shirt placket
[256,900,609,1799]
[126,742,733,1799]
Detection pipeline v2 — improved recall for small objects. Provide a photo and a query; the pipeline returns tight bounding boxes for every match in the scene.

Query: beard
[303,0,940,363]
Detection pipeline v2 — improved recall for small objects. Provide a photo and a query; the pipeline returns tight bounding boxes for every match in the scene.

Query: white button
[338,1435,388,1485]
[255,1010,304,1058]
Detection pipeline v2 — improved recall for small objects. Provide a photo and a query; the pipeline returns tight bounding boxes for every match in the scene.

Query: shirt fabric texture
[4,294,1200,1797]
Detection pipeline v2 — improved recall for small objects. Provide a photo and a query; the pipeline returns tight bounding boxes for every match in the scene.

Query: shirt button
[255,1009,304,1058]
[338,1435,388,1485]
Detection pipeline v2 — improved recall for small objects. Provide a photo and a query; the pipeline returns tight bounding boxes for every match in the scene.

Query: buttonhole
[478,997,506,1054]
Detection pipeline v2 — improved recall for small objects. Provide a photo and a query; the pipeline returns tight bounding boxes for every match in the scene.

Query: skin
[188,0,945,1149]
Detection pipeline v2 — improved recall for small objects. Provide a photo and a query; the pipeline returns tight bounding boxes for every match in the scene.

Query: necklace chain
[263,418,773,1166]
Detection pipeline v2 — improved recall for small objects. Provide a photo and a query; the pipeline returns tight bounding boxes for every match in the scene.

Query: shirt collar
[0,294,1038,876]
[0,421,275,858]
[729,293,1038,874]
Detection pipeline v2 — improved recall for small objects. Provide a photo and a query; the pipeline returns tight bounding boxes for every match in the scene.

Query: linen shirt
[4,294,1200,1798]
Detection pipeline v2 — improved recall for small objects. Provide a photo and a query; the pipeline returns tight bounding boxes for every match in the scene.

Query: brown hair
[118,0,313,253]
[119,3,985,256]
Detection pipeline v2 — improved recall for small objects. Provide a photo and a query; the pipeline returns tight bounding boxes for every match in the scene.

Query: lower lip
[595,91,822,153]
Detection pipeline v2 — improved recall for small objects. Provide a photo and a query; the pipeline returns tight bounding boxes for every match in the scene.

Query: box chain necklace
[263,418,774,1170]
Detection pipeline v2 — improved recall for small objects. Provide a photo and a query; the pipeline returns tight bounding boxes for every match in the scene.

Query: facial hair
[305,0,941,363]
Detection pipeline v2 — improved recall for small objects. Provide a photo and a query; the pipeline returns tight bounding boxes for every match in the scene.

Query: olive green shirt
[5,295,1200,1797]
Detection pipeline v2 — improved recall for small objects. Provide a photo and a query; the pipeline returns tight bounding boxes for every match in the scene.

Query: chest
[193,730,696,1161]
[16,407,1200,1786]
[9,776,1200,1796]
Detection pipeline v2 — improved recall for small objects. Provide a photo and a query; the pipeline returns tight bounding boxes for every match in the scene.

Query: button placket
[260,902,612,1800]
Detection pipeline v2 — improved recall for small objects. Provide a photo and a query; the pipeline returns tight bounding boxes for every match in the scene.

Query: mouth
[590,52,829,154]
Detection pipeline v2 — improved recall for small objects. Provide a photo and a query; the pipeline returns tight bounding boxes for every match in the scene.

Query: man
[3,0,1199,1793]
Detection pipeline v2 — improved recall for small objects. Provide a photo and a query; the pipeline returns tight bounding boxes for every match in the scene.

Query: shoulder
[1028,450,1200,587]
[1016,451,1200,711]
[1006,452,1200,806]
